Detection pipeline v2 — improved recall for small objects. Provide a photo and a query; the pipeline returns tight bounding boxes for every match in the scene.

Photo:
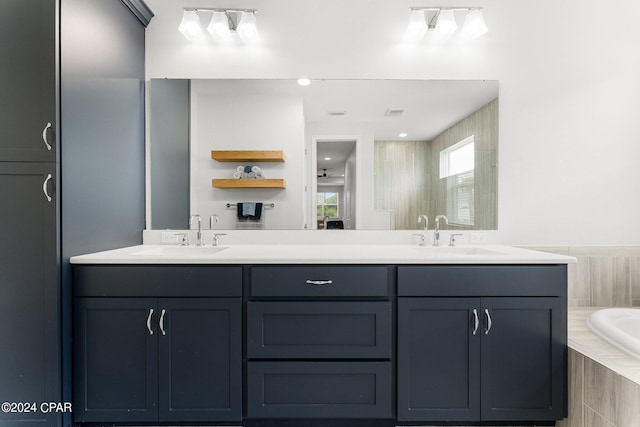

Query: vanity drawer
[74,265,242,297]
[398,265,567,297]
[247,301,392,359]
[250,265,389,298]
[246,361,392,419]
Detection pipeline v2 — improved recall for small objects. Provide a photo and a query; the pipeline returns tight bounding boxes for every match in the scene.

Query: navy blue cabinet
[73,266,243,424]
[246,266,394,422]
[0,163,58,427]
[1,2,150,427]
[397,265,567,424]
[73,298,157,422]
[0,0,56,163]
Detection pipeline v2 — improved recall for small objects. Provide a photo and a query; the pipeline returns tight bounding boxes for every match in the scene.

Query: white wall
[145,0,640,245]
[190,81,305,229]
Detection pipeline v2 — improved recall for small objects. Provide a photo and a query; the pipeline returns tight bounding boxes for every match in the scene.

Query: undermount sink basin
[412,246,504,256]
[129,246,229,257]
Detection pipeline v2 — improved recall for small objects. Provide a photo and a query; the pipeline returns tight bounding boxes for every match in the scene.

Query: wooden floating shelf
[211,150,285,162]
[212,179,286,189]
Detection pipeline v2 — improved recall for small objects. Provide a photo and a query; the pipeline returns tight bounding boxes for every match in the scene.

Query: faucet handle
[174,233,189,246]
[449,233,464,247]
[412,233,426,246]
[213,233,227,247]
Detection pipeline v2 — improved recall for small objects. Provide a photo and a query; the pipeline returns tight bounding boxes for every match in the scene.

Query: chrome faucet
[418,214,428,230]
[414,215,428,246]
[209,213,219,229]
[433,215,449,246]
[189,214,203,246]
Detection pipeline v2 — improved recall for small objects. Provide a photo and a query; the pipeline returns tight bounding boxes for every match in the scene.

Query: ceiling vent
[327,110,347,116]
[385,108,405,117]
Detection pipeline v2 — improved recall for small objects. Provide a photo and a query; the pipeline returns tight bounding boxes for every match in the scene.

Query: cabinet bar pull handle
[146,309,154,335]
[484,309,492,335]
[42,174,52,202]
[472,309,479,335]
[159,309,166,336]
[42,122,52,150]
[305,280,333,285]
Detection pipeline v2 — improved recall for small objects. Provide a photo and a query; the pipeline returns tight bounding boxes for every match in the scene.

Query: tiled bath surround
[530,247,640,427]
[558,309,640,427]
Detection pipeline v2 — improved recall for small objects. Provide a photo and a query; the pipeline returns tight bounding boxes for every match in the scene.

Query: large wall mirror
[149,79,498,231]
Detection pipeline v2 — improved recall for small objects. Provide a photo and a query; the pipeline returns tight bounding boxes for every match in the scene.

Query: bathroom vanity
[70,244,572,427]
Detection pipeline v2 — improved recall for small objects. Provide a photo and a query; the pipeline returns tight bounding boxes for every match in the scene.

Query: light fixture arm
[406,6,487,41]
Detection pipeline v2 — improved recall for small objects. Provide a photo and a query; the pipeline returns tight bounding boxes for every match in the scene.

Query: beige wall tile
[560,349,584,427]
[630,256,640,302]
[617,377,640,427]
[584,406,616,427]
[584,357,618,422]
[590,256,615,307]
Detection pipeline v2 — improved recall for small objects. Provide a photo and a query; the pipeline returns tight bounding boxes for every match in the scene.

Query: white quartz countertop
[70,244,576,265]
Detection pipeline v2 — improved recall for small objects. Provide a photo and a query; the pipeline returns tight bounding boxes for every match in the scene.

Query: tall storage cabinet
[0,1,152,427]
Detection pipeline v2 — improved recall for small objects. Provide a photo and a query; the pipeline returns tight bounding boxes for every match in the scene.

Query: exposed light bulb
[435,9,457,40]
[207,11,231,41]
[405,9,427,41]
[460,9,488,41]
[237,11,259,42]
[178,10,205,41]
[297,78,311,86]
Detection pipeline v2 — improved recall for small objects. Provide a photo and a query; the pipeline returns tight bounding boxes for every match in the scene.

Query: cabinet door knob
[159,309,166,336]
[305,280,333,286]
[42,122,52,151]
[472,308,479,335]
[484,309,492,335]
[42,174,52,202]
[146,309,154,335]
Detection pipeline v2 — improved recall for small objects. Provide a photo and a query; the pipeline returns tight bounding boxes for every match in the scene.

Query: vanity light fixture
[406,7,487,42]
[434,9,457,40]
[236,11,259,42]
[178,10,205,41]
[179,8,259,43]
[404,9,428,41]
[459,9,488,41]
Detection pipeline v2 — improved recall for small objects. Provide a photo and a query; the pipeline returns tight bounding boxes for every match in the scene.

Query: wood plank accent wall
[374,99,498,230]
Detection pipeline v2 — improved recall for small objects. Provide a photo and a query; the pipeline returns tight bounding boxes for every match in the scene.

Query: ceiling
[193,79,498,141]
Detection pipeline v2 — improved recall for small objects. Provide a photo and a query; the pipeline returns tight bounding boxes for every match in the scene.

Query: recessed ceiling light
[324,157,331,161]
[399,132,408,138]
[297,78,311,86]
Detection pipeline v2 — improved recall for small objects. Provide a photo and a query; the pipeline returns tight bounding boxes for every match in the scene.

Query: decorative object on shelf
[179,8,259,43]
[212,150,285,189]
[405,7,488,42]
[233,165,264,179]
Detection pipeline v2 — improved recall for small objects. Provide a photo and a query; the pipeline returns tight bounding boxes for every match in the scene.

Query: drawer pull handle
[472,308,479,335]
[42,122,52,150]
[146,309,154,335]
[159,309,166,336]
[305,279,333,286]
[485,309,492,335]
